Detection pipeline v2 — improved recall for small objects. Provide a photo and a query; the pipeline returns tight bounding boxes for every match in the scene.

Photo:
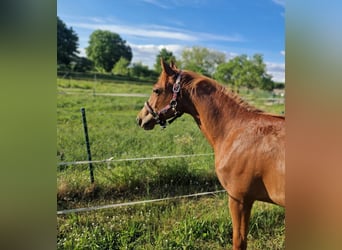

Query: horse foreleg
[229,197,253,250]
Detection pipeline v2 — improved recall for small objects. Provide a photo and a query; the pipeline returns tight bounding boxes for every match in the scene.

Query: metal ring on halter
[170,99,177,108]
[173,83,180,93]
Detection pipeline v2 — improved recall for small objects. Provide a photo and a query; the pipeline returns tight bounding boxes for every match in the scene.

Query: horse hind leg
[229,197,253,250]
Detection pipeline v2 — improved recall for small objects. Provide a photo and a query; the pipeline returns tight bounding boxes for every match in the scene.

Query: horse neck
[182,79,258,148]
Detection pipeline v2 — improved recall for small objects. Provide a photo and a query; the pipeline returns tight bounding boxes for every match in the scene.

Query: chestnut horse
[136,60,285,250]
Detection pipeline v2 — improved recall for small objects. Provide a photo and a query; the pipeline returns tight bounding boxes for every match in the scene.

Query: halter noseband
[144,72,183,128]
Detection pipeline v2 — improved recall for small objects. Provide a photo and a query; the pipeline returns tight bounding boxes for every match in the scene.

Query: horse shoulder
[214,128,256,197]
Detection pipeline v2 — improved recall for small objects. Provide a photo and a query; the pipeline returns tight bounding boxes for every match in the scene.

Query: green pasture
[57,78,285,249]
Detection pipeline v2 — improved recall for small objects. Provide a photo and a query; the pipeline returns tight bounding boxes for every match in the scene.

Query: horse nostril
[136,116,142,126]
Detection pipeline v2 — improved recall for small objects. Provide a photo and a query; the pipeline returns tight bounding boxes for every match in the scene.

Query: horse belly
[253,132,285,206]
[262,159,285,206]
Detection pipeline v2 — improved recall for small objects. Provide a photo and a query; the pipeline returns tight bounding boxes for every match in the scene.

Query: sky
[57,0,285,82]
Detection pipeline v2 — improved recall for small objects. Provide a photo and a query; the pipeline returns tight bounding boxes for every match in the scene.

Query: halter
[144,71,183,128]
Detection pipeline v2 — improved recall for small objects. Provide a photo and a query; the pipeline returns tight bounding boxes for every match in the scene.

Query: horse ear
[161,58,176,76]
[169,60,178,70]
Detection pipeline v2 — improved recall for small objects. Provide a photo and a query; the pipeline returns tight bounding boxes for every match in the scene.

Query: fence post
[81,107,95,183]
[93,74,97,97]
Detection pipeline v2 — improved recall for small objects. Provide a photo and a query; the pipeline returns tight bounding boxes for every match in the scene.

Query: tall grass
[57,195,285,250]
[57,78,285,249]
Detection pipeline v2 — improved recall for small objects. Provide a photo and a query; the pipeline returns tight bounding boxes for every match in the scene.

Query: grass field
[57,77,285,249]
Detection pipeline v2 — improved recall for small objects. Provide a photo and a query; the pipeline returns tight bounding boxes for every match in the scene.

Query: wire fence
[57,107,220,215]
[57,150,218,215]
[58,153,214,167]
[57,153,222,216]
[57,87,283,216]
[57,190,226,215]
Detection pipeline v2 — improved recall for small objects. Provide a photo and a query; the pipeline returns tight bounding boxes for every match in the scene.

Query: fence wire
[58,153,214,167]
[57,190,226,215]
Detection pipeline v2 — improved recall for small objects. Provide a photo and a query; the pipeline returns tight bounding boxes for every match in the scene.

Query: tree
[154,48,176,73]
[213,60,235,84]
[130,62,157,78]
[250,54,274,91]
[57,16,79,67]
[72,57,94,72]
[213,54,274,91]
[112,57,130,76]
[86,30,132,72]
[180,46,226,76]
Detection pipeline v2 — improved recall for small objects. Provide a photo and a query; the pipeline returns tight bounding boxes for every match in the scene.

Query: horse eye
[153,88,162,95]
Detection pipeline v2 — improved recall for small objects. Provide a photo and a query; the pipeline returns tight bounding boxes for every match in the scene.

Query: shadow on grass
[57,161,222,210]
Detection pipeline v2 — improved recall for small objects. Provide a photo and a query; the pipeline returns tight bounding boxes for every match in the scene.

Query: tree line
[57,16,282,91]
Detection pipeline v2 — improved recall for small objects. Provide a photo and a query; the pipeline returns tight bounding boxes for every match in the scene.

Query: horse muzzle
[136,112,156,130]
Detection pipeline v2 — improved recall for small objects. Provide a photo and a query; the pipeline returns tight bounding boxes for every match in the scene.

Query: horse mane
[221,86,264,113]
[182,70,266,114]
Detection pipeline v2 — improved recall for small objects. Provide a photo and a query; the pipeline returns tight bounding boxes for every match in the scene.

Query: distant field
[57,78,285,249]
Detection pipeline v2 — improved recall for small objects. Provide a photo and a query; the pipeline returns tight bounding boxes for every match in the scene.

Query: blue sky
[58,0,285,82]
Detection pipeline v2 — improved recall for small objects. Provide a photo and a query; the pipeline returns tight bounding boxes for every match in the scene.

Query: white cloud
[280,50,285,56]
[70,21,243,43]
[142,0,207,9]
[77,47,87,57]
[142,0,171,9]
[70,22,195,41]
[129,44,184,68]
[129,44,243,69]
[272,0,285,7]
[266,62,285,83]
[70,17,244,67]
[224,51,239,60]
[89,17,106,23]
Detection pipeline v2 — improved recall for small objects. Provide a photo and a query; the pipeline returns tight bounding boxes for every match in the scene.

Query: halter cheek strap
[145,72,183,128]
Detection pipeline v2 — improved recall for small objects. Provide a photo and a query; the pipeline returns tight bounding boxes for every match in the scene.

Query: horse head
[136,59,184,130]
